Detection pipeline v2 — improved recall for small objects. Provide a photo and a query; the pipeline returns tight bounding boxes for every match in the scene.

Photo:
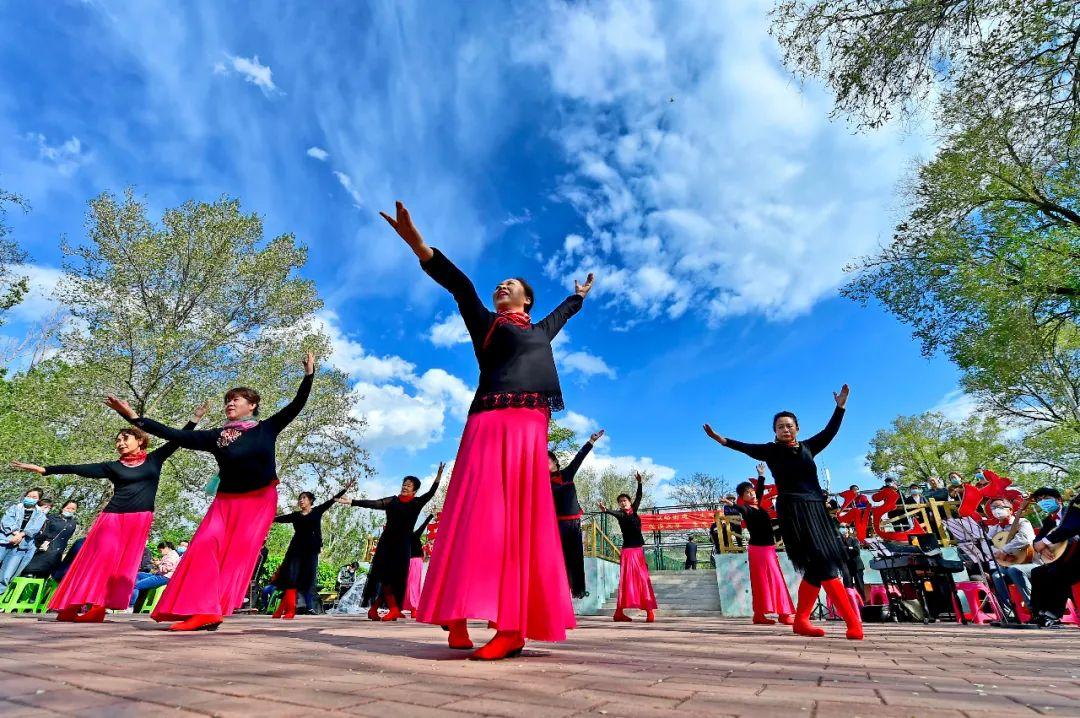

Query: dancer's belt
[557,512,583,521]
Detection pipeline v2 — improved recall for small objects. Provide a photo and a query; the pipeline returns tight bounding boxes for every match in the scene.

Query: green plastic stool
[265,590,282,615]
[0,577,47,613]
[137,585,164,614]
[34,579,58,613]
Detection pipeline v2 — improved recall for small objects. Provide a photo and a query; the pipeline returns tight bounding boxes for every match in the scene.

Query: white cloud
[26,134,88,177]
[931,389,979,423]
[333,171,363,208]
[503,208,533,226]
[582,447,677,486]
[427,314,470,347]
[7,264,64,322]
[559,350,616,379]
[560,410,599,436]
[213,53,279,95]
[306,146,330,161]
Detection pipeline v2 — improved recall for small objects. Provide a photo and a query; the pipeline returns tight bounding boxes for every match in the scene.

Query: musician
[1028,490,1080,628]
[986,497,1035,613]
[838,525,865,601]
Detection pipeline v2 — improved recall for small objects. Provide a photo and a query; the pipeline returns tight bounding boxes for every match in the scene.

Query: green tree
[0,187,29,326]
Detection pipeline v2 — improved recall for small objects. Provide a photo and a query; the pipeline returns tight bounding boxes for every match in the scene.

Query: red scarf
[482,310,532,350]
[119,450,148,467]
[399,494,415,503]
[780,439,798,448]
[550,472,565,486]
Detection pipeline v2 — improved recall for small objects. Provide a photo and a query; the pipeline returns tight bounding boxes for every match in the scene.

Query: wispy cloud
[333,171,362,209]
[213,53,279,95]
[306,146,329,161]
[26,134,88,177]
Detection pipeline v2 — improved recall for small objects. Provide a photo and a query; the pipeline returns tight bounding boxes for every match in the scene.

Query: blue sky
[0,0,967,500]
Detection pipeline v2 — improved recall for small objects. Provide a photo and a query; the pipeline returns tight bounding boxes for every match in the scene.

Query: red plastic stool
[866,584,889,606]
[1007,584,1032,623]
[955,581,1000,624]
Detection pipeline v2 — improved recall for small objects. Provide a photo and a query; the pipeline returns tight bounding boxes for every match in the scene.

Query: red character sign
[870,486,926,542]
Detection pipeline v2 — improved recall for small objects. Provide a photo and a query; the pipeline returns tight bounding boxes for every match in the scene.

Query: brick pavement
[0,613,1076,717]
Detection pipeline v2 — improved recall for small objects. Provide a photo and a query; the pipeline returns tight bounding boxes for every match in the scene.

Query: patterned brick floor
[0,613,1076,717]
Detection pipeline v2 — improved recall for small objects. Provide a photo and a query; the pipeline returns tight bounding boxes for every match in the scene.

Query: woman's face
[773,416,799,443]
[115,432,142,456]
[617,496,632,511]
[740,488,757,506]
[225,395,257,420]
[401,480,417,497]
[298,494,313,510]
[493,279,529,313]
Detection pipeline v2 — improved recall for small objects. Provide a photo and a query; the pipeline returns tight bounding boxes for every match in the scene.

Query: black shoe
[1028,611,1063,628]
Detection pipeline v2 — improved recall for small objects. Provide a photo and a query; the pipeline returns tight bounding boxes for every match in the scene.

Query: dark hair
[403,476,421,492]
[1031,487,1062,501]
[547,450,560,470]
[25,487,44,498]
[62,500,78,509]
[617,493,632,504]
[116,427,150,449]
[299,491,316,504]
[735,481,754,497]
[224,387,261,416]
[848,484,859,491]
[38,497,53,507]
[988,497,1011,508]
[157,541,175,550]
[772,411,798,429]
[514,277,535,315]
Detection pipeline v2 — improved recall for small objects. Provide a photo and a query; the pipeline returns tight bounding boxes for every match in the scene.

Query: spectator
[129,541,181,609]
[0,488,49,595]
[849,485,870,509]
[907,483,929,505]
[926,477,949,501]
[684,537,698,570]
[947,475,966,500]
[839,525,865,601]
[336,562,358,594]
[24,500,78,578]
[708,520,721,553]
[138,545,153,574]
[176,539,189,556]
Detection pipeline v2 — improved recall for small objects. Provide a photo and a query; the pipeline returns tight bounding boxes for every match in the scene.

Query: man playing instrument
[1028,488,1080,628]
[986,497,1036,615]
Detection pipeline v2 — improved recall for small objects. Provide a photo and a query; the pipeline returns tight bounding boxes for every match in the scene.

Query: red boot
[469,630,524,661]
[822,578,863,640]
[645,609,656,623]
[367,596,382,621]
[168,614,223,632]
[272,592,287,619]
[381,593,403,622]
[447,619,473,650]
[753,612,776,625]
[74,604,106,623]
[792,581,825,638]
[56,607,80,622]
[281,589,297,620]
[612,607,632,622]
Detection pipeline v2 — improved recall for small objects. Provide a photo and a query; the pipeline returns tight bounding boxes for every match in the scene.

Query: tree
[0,187,29,326]
[865,411,1039,489]
[667,472,732,509]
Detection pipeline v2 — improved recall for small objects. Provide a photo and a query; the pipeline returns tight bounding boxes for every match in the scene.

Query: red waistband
[557,512,583,521]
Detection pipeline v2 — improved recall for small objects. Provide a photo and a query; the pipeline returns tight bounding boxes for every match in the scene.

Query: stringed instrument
[991,497,1035,566]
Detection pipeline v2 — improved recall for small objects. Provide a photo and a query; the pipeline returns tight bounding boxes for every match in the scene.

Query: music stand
[944,516,1018,625]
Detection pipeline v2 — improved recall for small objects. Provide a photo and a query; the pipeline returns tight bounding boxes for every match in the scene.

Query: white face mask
[992,507,1010,520]
[62,511,74,518]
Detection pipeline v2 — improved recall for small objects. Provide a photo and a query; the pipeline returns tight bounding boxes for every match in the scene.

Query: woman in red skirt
[105,353,316,631]
[10,404,206,622]
[380,201,595,660]
[598,472,657,622]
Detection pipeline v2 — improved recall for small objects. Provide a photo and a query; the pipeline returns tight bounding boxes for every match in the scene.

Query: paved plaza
[0,613,1076,717]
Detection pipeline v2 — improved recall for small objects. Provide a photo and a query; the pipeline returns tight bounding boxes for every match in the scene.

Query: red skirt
[747,544,795,615]
[49,511,153,611]
[403,557,424,612]
[618,547,657,610]
[416,407,575,642]
[152,483,277,621]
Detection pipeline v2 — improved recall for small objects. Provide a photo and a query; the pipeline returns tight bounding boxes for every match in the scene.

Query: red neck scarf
[119,450,148,467]
[399,494,415,503]
[482,310,532,350]
[550,471,565,485]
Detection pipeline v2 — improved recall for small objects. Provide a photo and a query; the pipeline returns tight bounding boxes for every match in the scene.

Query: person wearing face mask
[12,407,204,622]
[598,472,657,623]
[985,497,1036,616]
[105,352,317,632]
[176,540,188,557]
[704,385,861,640]
[338,467,444,623]
[382,202,594,661]
[1028,488,1080,627]
[719,464,794,625]
[270,482,353,619]
[0,489,50,596]
[24,500,79,579]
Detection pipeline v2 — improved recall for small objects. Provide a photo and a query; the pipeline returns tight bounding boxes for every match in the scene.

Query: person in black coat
[684,537,698,570]
[839,525,865,601]
[1029,490,1080,627]
[24,500,79,578]
[550,429,604,599]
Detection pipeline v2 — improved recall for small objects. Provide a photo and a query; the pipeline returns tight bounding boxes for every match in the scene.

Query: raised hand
[589,429,606,444]
[435,462,446,481]
[193,401,211,422]
[105,396,139,421]
[303,352,316,376]
[756,462,767,476]
[635,471,643,484]
[379,201,434,261]
[10,461,45,475]
[596,500,607,512]
[575,272,595,299]
[703,424,726,445]
[833,383,850,409]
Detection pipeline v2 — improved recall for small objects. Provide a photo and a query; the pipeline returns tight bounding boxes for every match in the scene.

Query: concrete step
[596,608,726,617]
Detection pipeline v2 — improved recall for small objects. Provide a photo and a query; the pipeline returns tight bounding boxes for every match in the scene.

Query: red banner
[639,511,718,532]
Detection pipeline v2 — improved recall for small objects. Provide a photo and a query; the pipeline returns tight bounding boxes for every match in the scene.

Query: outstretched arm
[264,354,317,432]
[273,511,299,525]
[349,496,394,511]
[537,273,594,340]
[314,480,354,516]
[39,462,112,479]
[703,424,774,462]
[417,463,445,507]
[414,514,434,539]
[632,472,643,512]
[563,433,601,483]
[802,386,849,456]
[105,396,218,452]
[150,414,202,463]
[754,463,767,501]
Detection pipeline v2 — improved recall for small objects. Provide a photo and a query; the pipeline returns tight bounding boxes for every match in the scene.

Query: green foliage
[0,187,29,326]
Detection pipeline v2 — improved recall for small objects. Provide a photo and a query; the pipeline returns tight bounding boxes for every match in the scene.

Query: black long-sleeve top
[841,535,864,571]
[421,248,582,414]
[36,514,76,552]
[721,407,845,499]
[273,487,347,552]
[731,477,776,547]
[552,441,593,518]
[44,421,197,513]
[602,482,645,548]
[1044,497,1080,544]
[410,515,433,558]
[127,374,313,494]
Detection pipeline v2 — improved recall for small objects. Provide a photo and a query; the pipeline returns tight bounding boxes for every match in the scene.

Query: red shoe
[612,608,632,622]
[469,631,524,661]
[447,619,473,650]
[792,581,825,638]
[281,589,297,620]
[168,614,223,632]
[777,613,795,625]
[753,612,776,625]
[56,607,80,622]
[645,610,656,623]
[367,604,382,621]
[382,607,404,622]
[74,604,106,623]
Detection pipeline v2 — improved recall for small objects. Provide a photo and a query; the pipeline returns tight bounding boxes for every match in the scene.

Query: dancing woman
[551,429,604,599]
[10,405,206,622]
[721,463,794,625]
[403,514,434,617]
[338,465,443,622]
[381,201,593,660]
[598,472,656,622]
[704,385,861,639]
[271,480,353,619]
[105,352,316,631]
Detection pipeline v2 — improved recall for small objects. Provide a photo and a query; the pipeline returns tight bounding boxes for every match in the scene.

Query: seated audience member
[0,489,49,595]
[926,477,949,501]
[985,497,1036,614]
[24,500,78,578]
[1028,490,1080,627]
[176,539,189,557]
[336,562,358,593]
[129,541,181,608]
